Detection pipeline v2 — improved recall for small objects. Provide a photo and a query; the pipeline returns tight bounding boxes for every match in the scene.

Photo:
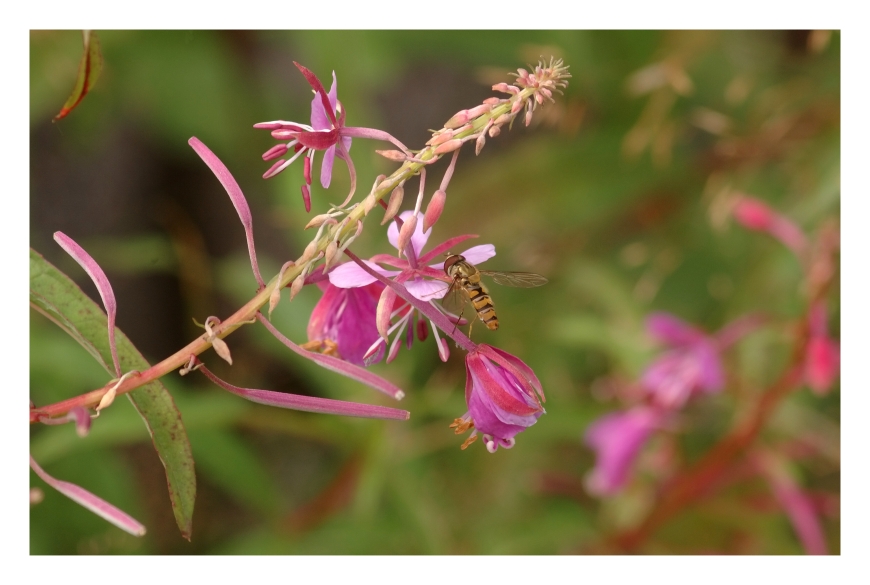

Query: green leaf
[30,248,196,540]
[53,30,103,121]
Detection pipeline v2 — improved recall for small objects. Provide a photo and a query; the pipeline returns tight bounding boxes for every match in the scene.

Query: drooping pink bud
[262,143,289,161]
[381,185,405,225]
[376,286,397,341]
[423,189,447,232]
[396,213,418,256]
[376,149,408,162]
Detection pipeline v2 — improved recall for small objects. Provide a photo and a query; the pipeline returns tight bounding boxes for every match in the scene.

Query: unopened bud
[396,213,418,256]
[268,286,282,317]
[423,189,447,232]
[444,110,470,129]
[381,185,405,225]
[475,132,486,155]
[376,287,397,341]
[212,337,233,365]
[510,99,524,115]
[323,240,339,270]
[305,214,331,230]
[483,97,502,106]
[488,125,501,138]
[376,149,408,162]
[494,113,513,126]
[535,92,545,105]
[525,109,533,126]
[466,103,493,118]
[289,273,306,300]
[434,139,463,155]
[427,130,455,146]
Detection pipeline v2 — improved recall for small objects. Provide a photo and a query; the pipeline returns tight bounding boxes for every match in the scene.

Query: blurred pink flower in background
[641,313,725,409]
[584,407,664,496]
[804,301,840,395]
[732,195,808,256]
[451,344,546,453]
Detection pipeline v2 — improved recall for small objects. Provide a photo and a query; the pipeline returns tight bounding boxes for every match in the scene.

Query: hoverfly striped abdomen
[444,254,500,330]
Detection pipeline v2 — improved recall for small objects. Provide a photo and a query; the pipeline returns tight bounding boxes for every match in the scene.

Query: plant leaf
[30,248,196,540]
[54,30,103,121]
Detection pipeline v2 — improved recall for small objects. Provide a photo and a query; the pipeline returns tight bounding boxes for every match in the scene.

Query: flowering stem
[343,249,477,354]
[31,63,566,421]
[603,298,824,552]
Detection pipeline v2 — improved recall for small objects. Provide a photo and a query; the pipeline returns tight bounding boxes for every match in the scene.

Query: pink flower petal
[329,261,399,288]
[30,456,146,536]
[646,312,704,346]
[320,144,337,189]
[405,277,450,301]
[53,232,120,377]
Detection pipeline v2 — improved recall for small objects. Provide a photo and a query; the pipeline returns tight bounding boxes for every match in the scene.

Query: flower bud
[376,149,408,162]
[423,189,447,232]
[466,103,493,118]
[434,139,463,155]
[396,213,418,256]
[475,132,486,156]
[444,110,470,129]
[381,185,405,225]
[427,130,455,146]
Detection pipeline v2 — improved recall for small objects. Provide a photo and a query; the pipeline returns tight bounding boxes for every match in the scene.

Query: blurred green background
[30,30,839,554]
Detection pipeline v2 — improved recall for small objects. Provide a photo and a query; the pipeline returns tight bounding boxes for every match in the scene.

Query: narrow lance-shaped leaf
[30,456,146,537]
[54,30,103,122]
[30,249,197,540]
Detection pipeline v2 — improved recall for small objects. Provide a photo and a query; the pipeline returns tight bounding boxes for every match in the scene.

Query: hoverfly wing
[480,271,548,288]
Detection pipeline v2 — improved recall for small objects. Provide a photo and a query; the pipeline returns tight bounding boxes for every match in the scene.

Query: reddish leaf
[54,30,103,121]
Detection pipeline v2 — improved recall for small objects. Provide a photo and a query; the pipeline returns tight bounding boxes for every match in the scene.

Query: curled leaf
[54,30,102,122]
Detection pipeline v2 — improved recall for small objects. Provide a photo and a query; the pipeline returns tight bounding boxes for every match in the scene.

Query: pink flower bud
[488,125,501,138]
[396,213,418,255]
[376,286,397,341]
[423,189,447,232]
[466,103,493,118]
[434,139,463,155]
[525,110,533,126]
[511,100,524,115]
[475,132,486,155]
[427,130,455,146]
[483,97,502,105]
[445,110,470,129]
[376,149,408,162]
[733,197,774,230]
[381,185,405,225]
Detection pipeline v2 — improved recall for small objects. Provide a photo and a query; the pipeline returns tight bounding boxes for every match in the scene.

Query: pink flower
[641,313,725,409]
[329,210,495,363]
[256,62,409,212]
[584,407,663,496]
[306,281,386,367]
[255,63,353,211]
[804,302,840,395]
[450,344,545,453]
[732,195,808,256]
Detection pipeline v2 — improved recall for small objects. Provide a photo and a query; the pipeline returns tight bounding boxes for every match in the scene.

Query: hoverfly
[433,254,548,335]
